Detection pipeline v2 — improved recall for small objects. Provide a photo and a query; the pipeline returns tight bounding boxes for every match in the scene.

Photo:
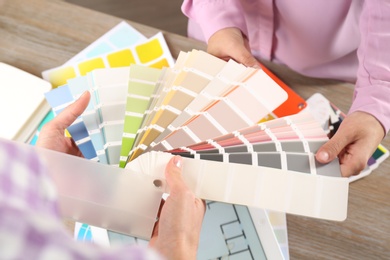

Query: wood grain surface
[1,0,389,259]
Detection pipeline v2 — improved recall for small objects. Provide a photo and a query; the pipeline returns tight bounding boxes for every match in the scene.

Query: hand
[208,27,260,68]
[36,91,91,157]
[316,111,385,177]
[149,156,206,259]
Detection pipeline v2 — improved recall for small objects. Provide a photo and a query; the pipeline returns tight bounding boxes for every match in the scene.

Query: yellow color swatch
[135,38,163,64]
[258,113,276,123]
[107,49,136,67]
[78,58,106,76]
[149,58,169,69]
[48,66,76,88]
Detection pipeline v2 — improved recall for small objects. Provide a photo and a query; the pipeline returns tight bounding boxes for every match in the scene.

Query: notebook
[0,63,51,142]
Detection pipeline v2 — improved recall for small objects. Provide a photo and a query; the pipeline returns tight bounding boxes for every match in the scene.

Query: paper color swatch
[43,32,174,88]
[65,21,146,65]
[119,65,164,167]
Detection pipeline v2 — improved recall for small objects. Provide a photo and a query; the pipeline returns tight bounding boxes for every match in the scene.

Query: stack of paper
[0,62,51,142]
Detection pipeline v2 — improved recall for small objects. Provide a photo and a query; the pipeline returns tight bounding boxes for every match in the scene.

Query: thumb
[53,91,91,131]
[164,155,186,192]
[233,48,260,69]
[316,131,349,163]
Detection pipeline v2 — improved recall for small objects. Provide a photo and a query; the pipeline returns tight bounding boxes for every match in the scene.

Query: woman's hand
[36,91,91,157]
[149,156,206,259]
[316,111,385,177]
[208,27,260,68]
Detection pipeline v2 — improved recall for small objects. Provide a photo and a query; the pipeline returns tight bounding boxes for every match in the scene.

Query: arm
[1,133,163,259]
[182,0,260,67]
[182,0,248,41]
[316,1,390,176]
[149,156,206,259]
[350,0,390,133]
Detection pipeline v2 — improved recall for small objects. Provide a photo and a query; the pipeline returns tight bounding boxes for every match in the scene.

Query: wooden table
[1,0,389,259]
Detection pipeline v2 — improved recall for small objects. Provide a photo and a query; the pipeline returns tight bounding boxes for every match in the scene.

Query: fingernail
[77,90,90,100]
[173,156,182,168]
[80,90,89,97]
[317,151,329,161]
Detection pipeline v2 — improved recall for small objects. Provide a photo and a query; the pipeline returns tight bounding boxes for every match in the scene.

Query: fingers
[232,35,260,68]
[316,125,362,177]
[316,112,385,177]
[207,27,260,68]
[316,112,361,164]
[164,155,186,193]
[150,156,205,259]
[232,47,260,68]
[316,131,348,164]
[339,154,367,177]
[52,91,91,131]
[165,156,206,216]
[150,199,165,242]
[37,91,90,154]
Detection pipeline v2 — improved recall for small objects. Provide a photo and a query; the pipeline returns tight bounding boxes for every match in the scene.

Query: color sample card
[96,68,131,162]
[119,65,164,168]
[70,74,109,164]
[43,32,174,88]
[65,21,146,65]
[127,150,349,221]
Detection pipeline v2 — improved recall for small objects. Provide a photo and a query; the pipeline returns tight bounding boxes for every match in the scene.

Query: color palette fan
[44,49,349,222]
[38,22,293,258]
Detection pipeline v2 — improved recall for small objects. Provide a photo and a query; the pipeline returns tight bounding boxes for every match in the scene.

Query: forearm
[351,0,390,134]
[182,0,247,41]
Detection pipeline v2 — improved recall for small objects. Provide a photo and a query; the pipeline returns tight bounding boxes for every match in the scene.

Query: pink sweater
[182,0,390,134]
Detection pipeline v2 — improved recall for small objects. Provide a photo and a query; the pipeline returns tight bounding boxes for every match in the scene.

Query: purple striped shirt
[0,139,162,259]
